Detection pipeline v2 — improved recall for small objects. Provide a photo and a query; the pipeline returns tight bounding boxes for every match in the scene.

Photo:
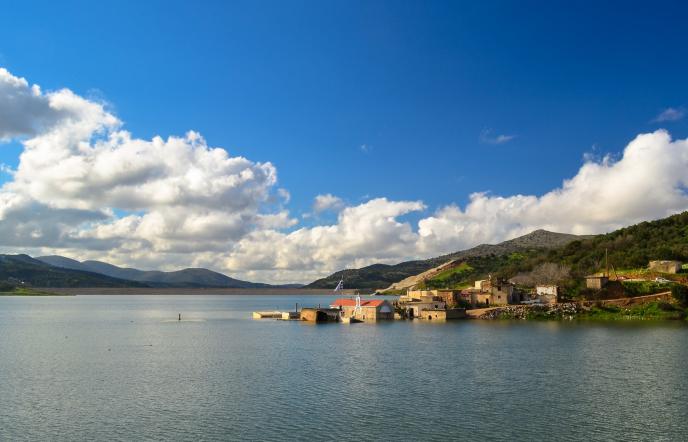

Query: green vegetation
[487,301,687,321]
[307,229,586,289]
[0,286,66,296]
[544,212,688,276]
[424,262,474,289]
[455,212,688,300]
[579,302,686,321]
[621,280,674,297]
[671,284,688,306]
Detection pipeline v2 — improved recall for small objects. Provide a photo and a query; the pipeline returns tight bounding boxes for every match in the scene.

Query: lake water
[1,294,686,441]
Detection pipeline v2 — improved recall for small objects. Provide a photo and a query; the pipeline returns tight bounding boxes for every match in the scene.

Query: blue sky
[2,0,685,215]
[1,1,687,282]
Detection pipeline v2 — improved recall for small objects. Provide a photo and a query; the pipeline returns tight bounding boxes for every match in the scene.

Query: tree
[671,284,688,306]
[510,262,571,287]
[0,281,15,292]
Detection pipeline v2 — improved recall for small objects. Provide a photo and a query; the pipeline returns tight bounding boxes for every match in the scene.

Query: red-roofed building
[330,298,394,320]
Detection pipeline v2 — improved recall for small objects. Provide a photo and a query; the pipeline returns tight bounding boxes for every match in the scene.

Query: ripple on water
[0,295,686,441]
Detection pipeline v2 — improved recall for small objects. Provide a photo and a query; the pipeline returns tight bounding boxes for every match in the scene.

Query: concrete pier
[252,311,283,319]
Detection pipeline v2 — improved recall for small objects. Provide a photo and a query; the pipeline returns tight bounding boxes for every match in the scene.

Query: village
[253,259,687,323]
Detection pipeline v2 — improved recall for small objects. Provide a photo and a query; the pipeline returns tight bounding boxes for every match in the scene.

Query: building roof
[331,298,387,308]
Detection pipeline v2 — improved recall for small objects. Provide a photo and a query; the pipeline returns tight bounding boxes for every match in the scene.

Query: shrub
[671,284,688,306]
[0,281,15,292]
[622,280,673,297]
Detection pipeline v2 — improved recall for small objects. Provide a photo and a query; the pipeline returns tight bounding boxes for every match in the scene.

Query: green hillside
[539,211,688,276]
[307,230,589,289]
[308,211,688,292]
[424,212,688,296]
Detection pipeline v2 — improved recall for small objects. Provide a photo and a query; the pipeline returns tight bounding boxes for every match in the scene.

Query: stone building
[331,298,394,321]
[300,308,340,322]
[419,309,466,320]
[460,279,518,306]
[535,285,559,304]
[649,260,683,274]
[405,289,461,306]
[585,275,609,290]
[397,291,447,318]
[490,282,517,305]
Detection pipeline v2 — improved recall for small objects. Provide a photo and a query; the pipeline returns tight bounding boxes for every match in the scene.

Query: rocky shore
[474,299,686,321]
[477,303,584,320]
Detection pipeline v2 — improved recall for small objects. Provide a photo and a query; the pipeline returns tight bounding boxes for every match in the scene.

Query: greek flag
[334,278,344,292]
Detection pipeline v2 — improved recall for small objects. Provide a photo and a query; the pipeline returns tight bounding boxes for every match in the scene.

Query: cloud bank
[1,68,687,283]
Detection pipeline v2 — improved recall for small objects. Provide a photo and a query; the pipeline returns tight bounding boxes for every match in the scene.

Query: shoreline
[0,288,72,296]
[37,287,358,296]
[469,301,687,321]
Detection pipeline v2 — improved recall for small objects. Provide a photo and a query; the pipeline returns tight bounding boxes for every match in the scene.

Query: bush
[622,280,673,297]
[671,284,688,306]
[452,298,471,309]
[0,281,15,292]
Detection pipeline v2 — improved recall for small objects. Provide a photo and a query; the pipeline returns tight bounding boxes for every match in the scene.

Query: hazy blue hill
[0,254,148,288]
[37,256,300,288]
[36,255,90,271]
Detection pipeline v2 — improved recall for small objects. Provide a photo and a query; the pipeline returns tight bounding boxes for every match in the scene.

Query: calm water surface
[0,294,686,441]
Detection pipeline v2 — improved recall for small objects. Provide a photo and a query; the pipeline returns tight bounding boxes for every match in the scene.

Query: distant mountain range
[0,254,303,288]
[36,255,279,288]
[0,254,148,288]
[306,229,592,289]
[4,212,687,290]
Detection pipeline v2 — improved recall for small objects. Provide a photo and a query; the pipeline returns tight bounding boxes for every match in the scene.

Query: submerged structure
[331,298,394,321]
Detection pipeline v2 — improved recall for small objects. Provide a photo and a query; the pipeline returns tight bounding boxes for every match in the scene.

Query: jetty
[252,311,282,319]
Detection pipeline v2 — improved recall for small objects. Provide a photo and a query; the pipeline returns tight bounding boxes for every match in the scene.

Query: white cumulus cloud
[2,67,688,284]
[417,130,688,255]
[0,68,277,257]
[313,193,345,213]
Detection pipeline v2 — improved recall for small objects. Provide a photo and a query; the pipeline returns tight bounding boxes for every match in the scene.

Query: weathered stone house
[404,289,461,306]
[535,285,559,304]
[648,260,682,274]
[585,275,609,290]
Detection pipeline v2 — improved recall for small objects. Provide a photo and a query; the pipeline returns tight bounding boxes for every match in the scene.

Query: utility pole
[605,248,609,278]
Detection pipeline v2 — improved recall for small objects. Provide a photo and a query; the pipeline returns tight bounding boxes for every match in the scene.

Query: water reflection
[0,294,686,441]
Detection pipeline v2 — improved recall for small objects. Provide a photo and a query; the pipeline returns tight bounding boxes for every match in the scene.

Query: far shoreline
[39,287,362,296]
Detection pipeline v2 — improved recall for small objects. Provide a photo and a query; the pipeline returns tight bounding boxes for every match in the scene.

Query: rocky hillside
[307,229,590,289]
[394,211,688,294]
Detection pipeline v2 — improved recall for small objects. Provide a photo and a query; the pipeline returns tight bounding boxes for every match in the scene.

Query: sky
[0,0,687,283]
